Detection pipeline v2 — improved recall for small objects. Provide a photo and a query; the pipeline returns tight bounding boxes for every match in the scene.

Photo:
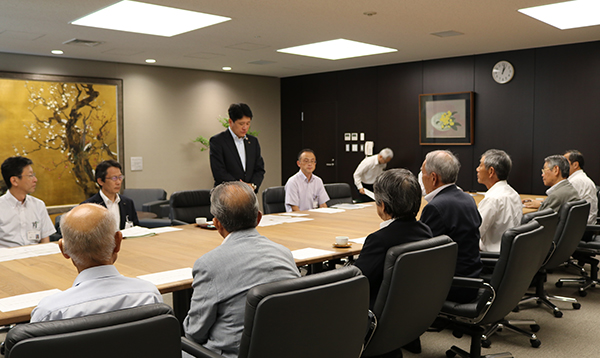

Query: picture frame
[419,91,474,145]
[0,71,123,206]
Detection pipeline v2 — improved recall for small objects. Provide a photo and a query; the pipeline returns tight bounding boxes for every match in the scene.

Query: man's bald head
[60,203,118,268]
[210,181,259,233]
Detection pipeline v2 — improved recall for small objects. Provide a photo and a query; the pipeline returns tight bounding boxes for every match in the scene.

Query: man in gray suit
[183,181,300,358]
[523,155,580,212]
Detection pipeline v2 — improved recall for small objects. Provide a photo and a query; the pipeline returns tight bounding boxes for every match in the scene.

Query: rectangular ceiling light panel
[519,0,600,30]
[71,0,231,37]
[277,39,397,60]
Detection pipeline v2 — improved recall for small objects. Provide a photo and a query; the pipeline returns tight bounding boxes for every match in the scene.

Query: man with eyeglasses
[284,148,329,212]
[523,155,580,212]
[82,160,139,231]
[0,156,55,247]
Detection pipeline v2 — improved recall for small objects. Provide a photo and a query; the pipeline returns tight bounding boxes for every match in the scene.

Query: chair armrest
[450,276,485,290]
[480,251,500,259]
[181,337,223,358]
[142,200,170,217]
[481,257,499,267]
[586,224,600,234]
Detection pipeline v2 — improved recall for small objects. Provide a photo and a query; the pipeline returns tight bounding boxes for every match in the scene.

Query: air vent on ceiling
[248,60,276,65]
[63,38,105,47]
[430,31,464,38]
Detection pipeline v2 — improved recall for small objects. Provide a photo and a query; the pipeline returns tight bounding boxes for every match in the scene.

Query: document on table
[308,208,345,214]
[363,188,375,200]
[0,289,61,312]
[292,248,335,260]
[278,212,309,217]
[258,215,313,227]
[0,243,61,263]
[350,237,366,245]
[137,267,193,286]
[150,227,183,234]
[120,226,183,238]
[331,203,370,210]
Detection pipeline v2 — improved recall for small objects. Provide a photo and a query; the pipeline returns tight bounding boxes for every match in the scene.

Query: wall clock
[492,60,514,84]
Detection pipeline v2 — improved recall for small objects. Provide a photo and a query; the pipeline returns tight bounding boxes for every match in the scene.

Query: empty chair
[122,188,169,218]
[169,189,212,223]
[324,183,353,206]
[182,266,369,358]
[2,303,181,358]
[440,220,554,358]
[361,236,457,357]
[262,186,286,214]
[519,200,590,317]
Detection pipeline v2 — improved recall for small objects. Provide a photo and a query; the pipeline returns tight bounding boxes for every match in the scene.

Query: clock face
[492,61,514,84]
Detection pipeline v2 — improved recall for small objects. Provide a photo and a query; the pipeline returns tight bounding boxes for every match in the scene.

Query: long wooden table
[0,192,544,326]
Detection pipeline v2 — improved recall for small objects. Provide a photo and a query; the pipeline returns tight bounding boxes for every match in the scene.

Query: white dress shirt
[568,170,598,224]
[0,191,55,248]
[100,190,121,232]
[30,265,162,322]
[353,155,386,190]
[228,127,246,171]
[284,170,329,212]
[478,180,523,252]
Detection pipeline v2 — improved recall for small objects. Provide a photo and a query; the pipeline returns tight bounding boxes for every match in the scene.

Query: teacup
[335,236,349,246]
[196,217,207,225]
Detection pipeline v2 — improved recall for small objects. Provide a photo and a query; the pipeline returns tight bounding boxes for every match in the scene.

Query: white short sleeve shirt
[0,191,55,248]
[568,170,598,224]
[478,181,523,252]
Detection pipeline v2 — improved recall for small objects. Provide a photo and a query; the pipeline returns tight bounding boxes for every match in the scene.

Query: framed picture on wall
[419,91,474,145]
[0,71,123,206]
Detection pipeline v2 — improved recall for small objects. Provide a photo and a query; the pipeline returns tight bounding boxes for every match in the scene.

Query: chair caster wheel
[573,302,581,309]
[578,290,587,297]
[554,310,563,318]
[530,339,541,348]
[446,350,457,358]
[530,324,540,332]
[555,281,563,288]
[452,330,463,339]
[482,339,491,348]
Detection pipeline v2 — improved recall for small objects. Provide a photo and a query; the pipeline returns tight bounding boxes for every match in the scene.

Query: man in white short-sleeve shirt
[564,150,597,225]
[476,149,523,252]
[353,148,393,202]
[0,156,55,248]
[284,149,329,212]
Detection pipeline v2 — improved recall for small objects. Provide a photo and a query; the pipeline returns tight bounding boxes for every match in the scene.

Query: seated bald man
[30,203,162,322]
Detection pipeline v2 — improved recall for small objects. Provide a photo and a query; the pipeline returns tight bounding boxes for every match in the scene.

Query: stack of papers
[138,267,193,286]
[330,203,370,210]
[258,215,313,227]
[0,243,61,263]
[308,207,345,214]
[292,248,335,260]
[120,226,183,238]
[0,289,61,312]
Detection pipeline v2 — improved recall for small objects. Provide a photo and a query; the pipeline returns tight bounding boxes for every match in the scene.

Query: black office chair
[361,236,457,357]
[182,266,369,358]
[169,189,213,223]
[519,200,590,317]
[2,303,181,358]
[440,220,554,358]
[324,183,353,206]
[555,187,600,296]
[123,188,170,218]
[262,186,286,214]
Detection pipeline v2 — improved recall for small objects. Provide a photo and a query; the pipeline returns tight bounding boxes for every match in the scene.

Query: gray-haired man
[353,148,394,202]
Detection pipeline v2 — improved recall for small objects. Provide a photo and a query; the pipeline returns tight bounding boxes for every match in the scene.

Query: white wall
[0,52,281,206]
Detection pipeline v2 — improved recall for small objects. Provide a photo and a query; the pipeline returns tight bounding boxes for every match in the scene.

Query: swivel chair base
[482,319,540,348]
[556,255,598,297]
[519,291,580,318]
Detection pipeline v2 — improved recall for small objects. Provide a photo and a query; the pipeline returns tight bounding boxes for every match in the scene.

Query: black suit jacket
[354,218,433,308]
[209,130,265,191]
[82,192,140,230]
[420,185,482,279]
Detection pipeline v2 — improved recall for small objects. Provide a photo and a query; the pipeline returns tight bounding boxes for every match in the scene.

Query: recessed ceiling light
[51,50,64,55]
[519,0,600,30]
[145,59,156,63]
[71,0,231,37]
[277,39,397,60]
[222,67,232,71]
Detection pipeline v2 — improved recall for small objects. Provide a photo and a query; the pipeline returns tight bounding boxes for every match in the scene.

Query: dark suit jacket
[354,218,433,308]
[82,192,139,230]
[420,185,482,279]
[209,129,265,191]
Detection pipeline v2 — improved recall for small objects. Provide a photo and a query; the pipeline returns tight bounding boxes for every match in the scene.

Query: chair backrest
[4,303,181,358]
[122,188,167,212]
[239,266,368,358]
[481,220,554,324]
[362,236,457,357]
[169,189,212,223]
[543,199,590,269]
[324,183,353,206]
[262,186,286,214]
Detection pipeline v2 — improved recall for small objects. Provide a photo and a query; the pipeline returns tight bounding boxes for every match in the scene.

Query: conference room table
[0,192,544,326]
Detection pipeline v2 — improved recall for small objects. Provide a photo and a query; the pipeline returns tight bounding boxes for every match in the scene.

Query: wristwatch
[250,183,257,191]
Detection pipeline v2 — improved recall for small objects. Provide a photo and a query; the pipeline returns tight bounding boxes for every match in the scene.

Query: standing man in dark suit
[209,103,265,193]
[420,150,482,303]
[82,160,139,231]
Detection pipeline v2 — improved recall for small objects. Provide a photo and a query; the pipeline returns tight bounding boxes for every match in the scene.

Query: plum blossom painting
[0,72,123,205]
[419,92,474,145]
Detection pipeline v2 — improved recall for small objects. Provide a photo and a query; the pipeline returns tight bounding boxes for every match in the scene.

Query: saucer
[333,242,352,248]
[196,223,217,230]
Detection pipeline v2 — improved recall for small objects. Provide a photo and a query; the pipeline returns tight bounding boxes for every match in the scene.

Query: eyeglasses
[106,175,125,181]
[541,167,552,174]
[18,173,36,179]
[301,159,316,164]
